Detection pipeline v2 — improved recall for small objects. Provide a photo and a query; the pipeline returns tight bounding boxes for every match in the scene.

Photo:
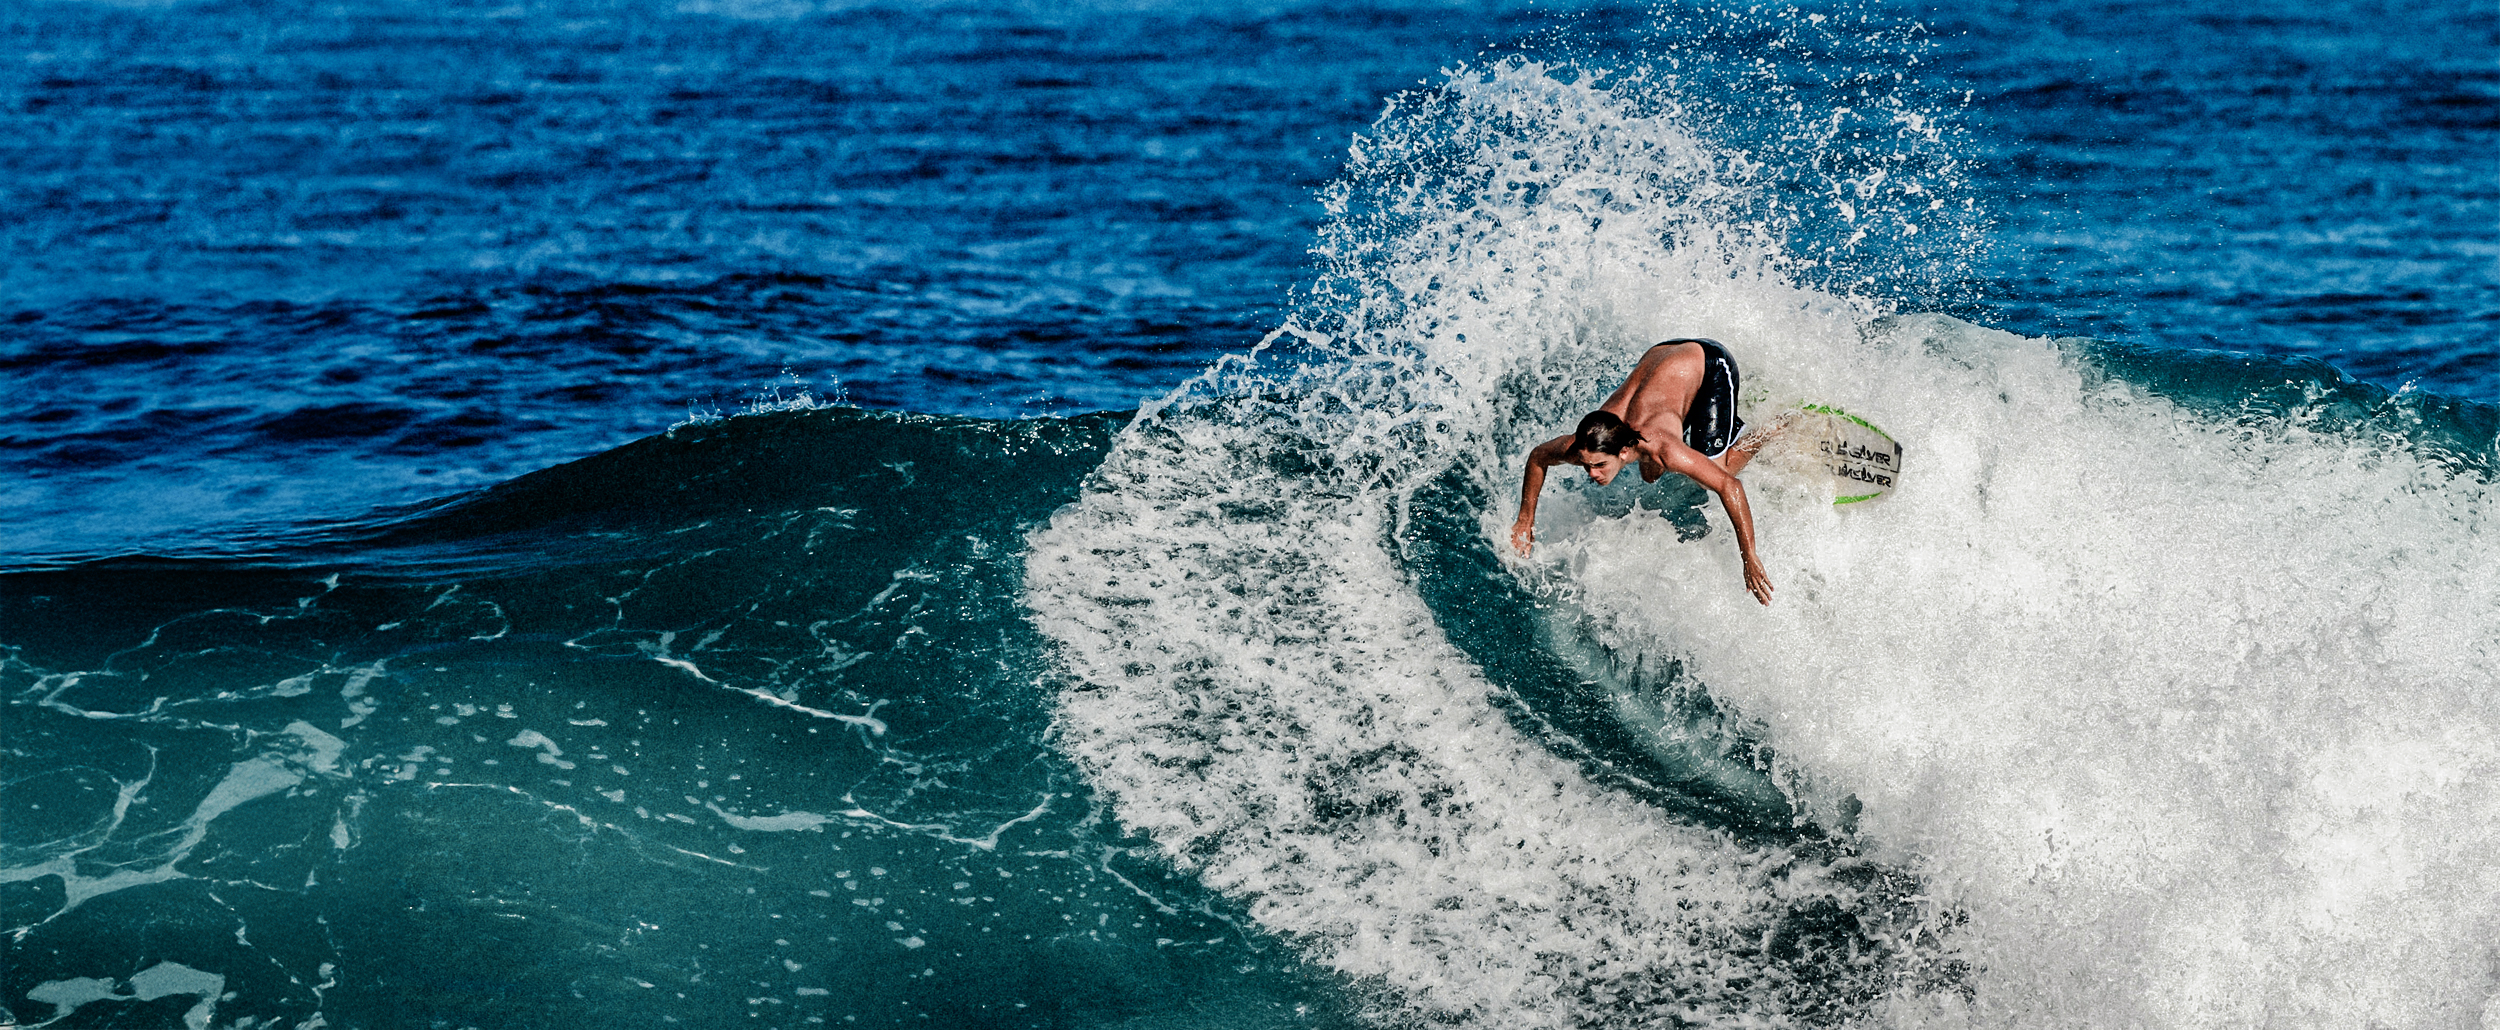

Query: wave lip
[1025,55,1968,1023]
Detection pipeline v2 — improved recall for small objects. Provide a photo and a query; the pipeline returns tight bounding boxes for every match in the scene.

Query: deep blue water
[3,0,2495,1027]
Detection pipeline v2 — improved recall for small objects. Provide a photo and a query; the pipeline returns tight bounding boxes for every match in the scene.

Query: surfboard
[1777,404,1903,504]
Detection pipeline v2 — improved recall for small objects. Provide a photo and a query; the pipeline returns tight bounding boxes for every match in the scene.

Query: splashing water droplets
[1029,53,2500,1027]
[1030,59,1949,1026]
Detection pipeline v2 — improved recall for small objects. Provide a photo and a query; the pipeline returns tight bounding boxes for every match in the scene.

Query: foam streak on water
[1026,58,2500,1026]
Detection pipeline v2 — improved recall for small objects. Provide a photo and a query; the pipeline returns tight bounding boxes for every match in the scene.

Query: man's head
[1568,410,1644,484]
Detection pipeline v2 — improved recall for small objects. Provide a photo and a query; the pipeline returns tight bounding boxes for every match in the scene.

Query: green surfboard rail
[1799,403,1897,444]
[1795,403,1900,506]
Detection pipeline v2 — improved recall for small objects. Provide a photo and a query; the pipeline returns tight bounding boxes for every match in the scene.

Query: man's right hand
[1509,521,1535,555]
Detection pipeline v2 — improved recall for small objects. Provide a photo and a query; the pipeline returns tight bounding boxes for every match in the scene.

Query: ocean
[2,0,2494,1027]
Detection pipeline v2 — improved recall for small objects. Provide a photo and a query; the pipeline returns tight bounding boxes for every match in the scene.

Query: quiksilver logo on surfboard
[1818,440,1896,468]
[1828,463,1893,487]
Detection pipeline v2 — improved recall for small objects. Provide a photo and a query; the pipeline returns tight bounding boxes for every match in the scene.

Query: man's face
[1575,450,1625,485]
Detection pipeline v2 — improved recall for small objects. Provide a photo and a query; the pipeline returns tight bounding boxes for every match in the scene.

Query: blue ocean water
[3,0,2495,1027]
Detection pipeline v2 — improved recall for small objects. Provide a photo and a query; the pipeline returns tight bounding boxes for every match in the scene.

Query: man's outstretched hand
[1509,521,1535,556]
[1744,555,1774,606]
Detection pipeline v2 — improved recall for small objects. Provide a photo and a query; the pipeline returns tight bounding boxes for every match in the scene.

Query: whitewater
[1025,61,2500,1027]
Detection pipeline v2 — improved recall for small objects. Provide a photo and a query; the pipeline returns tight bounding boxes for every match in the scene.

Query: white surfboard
[1762,404,1903,504]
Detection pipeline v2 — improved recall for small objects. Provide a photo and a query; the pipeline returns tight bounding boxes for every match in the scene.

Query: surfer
[1510,338,1776,605]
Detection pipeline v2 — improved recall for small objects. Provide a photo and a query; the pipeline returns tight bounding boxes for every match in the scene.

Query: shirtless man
[1511,338,1775,605]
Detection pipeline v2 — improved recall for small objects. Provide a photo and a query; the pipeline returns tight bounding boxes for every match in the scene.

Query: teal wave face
[1397,466,1806,835]
[0,408,1367,1030]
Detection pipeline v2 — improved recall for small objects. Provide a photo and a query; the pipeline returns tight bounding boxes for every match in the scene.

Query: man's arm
[1511,435,1574,555]
[1660,443,1774,605]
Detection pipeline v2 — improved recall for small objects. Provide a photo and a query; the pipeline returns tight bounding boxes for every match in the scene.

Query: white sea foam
[1025,58,2499,1026]
[1566,311,2500,1027]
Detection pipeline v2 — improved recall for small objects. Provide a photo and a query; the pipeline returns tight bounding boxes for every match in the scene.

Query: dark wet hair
[1570,411,1645,456]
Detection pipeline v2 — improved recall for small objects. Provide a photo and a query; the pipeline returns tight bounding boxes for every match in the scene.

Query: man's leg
[1715,409,1802,475]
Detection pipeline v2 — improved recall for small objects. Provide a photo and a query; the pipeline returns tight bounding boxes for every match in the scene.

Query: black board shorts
[1655,338,1744,458]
